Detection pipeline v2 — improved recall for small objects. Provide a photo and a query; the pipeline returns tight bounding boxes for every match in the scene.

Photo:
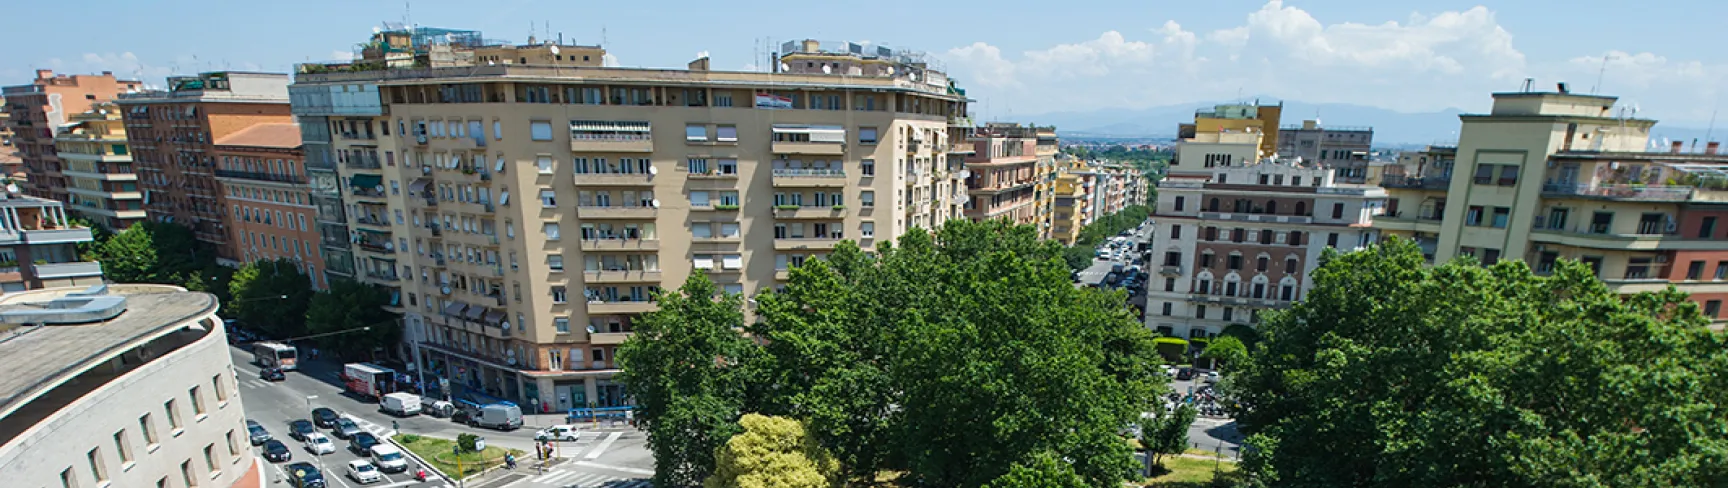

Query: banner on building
[754,92,793,109]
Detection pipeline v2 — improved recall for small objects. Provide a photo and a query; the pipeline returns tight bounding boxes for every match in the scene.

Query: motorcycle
[414,469,428,482]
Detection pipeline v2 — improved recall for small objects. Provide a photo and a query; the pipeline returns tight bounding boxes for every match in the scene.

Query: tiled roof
[213,123,301,149]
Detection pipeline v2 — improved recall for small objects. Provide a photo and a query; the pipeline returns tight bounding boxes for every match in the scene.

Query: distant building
[213,123,324,283]
[0,191,103,291]
[1177,102,1283,161]
[1276,119,1374,183]
[55,103,147,229]
[2,70,142,201]
[0,284,256,488]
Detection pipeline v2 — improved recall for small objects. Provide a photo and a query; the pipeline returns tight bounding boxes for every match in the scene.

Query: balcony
[1379,175,1450,190]
[353,215,391,228]
[31,261,103,279]
[584,269,664,284]
[357,241,395,254]
[771,168,847,187]
[579,238,660,251]
[14,227,94,245]
[1540,183,1696,202]
[774,205,844,219]
[573,172,655,186]
[365,269,401,282]
[1528,228,1726,251]
[771,141,845,156]
[588,300,657,314]
[1197,212,1314,225]
[351,187,388,201]
[774,237,842,250]
[214,169,308,184]
[590,332,634,345]
[1160,265,1181,276]
[570,122,654,152]
[577,204,656,219]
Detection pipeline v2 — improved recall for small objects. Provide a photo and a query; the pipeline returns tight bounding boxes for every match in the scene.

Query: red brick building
[214,123,325,285]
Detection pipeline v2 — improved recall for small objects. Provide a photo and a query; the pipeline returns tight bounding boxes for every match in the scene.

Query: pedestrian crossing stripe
[530,469,649,488]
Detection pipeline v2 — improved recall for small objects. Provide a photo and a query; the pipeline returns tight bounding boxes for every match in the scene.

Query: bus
[253,342,298,371]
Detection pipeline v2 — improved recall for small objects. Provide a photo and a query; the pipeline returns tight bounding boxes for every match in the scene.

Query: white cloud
[331,50,356,61]
[58,52,174,81]
[941,1,1728,126]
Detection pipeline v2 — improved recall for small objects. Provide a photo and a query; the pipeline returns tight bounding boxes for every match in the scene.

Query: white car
[1204,371,1221,384]
[346,459,383,484]
[303,432,336,455]
[535,424,581,442]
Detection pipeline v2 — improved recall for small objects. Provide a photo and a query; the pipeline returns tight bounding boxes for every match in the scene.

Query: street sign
[475,438,486,451]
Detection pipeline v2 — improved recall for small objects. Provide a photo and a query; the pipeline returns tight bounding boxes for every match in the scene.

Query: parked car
[288,419,316,441]
[332,418,363,440]
[346,459,383,484]
[348,432,380,455]
[535,425,581,442]
[260,367,286,381]
[285,462,326,488]
[303,432,337,455]
[380,392,422,416]
[247,420,272,445]
[1176,368,1196,381]
[1204,371,1221,384]
[262,440,292,462]
[311,408,339,428]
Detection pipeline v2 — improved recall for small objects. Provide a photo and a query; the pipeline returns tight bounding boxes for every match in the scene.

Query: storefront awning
[350,174,383,189]
[442,302,468,317]
[483,309,506,325]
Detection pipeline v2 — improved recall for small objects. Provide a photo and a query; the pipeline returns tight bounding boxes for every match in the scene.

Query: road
[1077,222,1156,287]
[1166,377,1245,458]
[231,345,653,488]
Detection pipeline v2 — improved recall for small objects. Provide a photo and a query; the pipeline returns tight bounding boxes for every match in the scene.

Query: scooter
[414,469,428,482]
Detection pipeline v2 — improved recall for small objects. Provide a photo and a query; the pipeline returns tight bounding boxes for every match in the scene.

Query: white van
[369,444,410,473]
[380,392,421,416]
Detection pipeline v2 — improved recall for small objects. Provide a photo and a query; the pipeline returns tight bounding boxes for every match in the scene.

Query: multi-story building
[116,72,293,264]
[0,190,104,292]
[291,31,971,409]
[963,123,1045,227]
[2,70,141,201]
[1050,169,1088,245]
[0,284,258,488]
[214,123,325,281]
[1276,119,1374,183]
[1374,88,1728,328]
[1146,155,1386,338]
[56,103,148,229]
[1177,101,1283,161]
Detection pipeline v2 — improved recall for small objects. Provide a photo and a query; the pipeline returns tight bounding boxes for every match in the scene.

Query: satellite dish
[550,45,561,55]
[910,72,918,81]
[779,63,789,72]
[586,325,598,333]
[374,185,385,193]
[886,66,895,75]
[822,65,832,74]
[651,199,661,208]
[647,165,658,175]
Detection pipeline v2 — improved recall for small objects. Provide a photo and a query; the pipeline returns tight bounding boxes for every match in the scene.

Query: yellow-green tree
[704,414,837,488]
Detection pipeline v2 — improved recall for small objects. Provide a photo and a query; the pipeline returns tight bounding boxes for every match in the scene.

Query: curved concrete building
[0,284,260,488]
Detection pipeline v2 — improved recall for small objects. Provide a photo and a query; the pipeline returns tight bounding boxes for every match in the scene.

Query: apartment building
[55,104,147,229]
[963,123,1046,227]
[1147,156,1386,338]
[1177,101,1283,161]
[1276,119,1374,182]
[116,72,293,264]
[0,190,104,292]
[215,123,325,281]
[291,32,972,409]
[2,70,141,201]
[1374,87,1728,327]
[0,284,256,488]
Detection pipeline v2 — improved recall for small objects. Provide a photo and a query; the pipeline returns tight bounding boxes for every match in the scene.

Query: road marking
[573,460,654,476]
[583,432,622,460]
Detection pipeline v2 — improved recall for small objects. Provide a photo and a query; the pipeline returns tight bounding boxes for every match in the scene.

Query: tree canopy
[1142,404,1197,469]
[228,258,314,339]
[85,221,213,286]
[1233,237,1728,487]
[704,414,838,488]
[303,279,398,359]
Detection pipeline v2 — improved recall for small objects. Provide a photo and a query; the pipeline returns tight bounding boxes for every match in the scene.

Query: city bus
[253,342,299,371]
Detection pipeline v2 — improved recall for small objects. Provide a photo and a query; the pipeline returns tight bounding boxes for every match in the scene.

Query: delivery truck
[380,392,422,416]
[341,363,397,401]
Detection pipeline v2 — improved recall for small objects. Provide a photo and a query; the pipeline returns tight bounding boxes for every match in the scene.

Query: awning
[483,309,506,325]
[350,174,383,189]
[464,305,487,321]
[408,178,431,192]
[569,120,650,132]
[442,302,468,317]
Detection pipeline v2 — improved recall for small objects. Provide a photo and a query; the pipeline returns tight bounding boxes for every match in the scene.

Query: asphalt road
[230,344,653,488]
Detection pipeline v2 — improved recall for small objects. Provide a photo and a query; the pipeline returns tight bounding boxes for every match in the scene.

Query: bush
[399,433,421,444]
[1153,337,1189,362]
[457,433,480,452]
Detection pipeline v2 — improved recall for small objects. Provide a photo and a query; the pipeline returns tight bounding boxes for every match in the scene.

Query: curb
[385,435,455,484]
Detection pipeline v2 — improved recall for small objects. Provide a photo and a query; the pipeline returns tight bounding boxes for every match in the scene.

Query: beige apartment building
[3,70,142,202]
[1374,88,1728,328]
[56,103,147,229]
[293,32,972,409]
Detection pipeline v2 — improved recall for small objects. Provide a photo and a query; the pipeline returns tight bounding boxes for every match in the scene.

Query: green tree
[981,451,1090,488]
[1199,335,1247,371]
[303,279,398,360]
[1061,244,1095,272]
[1233,237,1728,487]
[704,414,838,488]
[228,258,314,339]
[617,273,757,488]
[1142,404,1197,469]
[86,221,212,285]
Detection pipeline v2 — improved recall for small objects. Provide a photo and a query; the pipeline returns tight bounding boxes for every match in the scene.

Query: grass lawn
[1144,455,1241,487]
[392,434,525,479]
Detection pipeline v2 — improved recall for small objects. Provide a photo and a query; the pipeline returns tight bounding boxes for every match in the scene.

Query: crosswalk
[524,467,650,488]
[239,378,274,390]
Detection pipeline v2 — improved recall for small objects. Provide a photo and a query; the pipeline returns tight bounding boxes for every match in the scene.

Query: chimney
[1671,141,1684,153]
[101,71,112,76]
[687,57,710,71]
[34,69,52,80]
[1708,142,1721,155]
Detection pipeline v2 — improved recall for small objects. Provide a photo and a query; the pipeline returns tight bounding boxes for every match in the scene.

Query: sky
[7,0,1728,127]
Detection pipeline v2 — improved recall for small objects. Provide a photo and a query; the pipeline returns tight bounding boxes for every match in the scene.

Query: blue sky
[8,1,1727,126]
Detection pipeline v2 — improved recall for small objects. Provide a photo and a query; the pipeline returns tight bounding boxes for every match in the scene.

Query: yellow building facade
[54,104,145,229]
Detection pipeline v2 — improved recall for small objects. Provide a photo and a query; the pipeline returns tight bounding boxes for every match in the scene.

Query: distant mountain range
[1025,99,1722,148]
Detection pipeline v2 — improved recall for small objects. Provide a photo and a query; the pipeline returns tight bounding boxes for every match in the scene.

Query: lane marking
[583,432,622,460]
[573,460,654,476]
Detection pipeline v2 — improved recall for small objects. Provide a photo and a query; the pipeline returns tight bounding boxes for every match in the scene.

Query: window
[685,124,708,141]
[1170,225,1182,239]
[1466,206,1485,226]
[716,125,738,142]
[1331,203,1345,219]
[202,444,217,473]
[1473,164,1494,184]
[722,254,743,269]
[543,223,561,240]
[1687,260,1705,280]
[1227,254,1242,270]
[1195,305,1207,319]
[694,254,716,270]
[859,127,879,144]
[115,430,134,464]
[165,400,181,430]
[718,159,738,175]
[1173,196,1185,212]
[62,468,76,488]
[1498,165,1519,186]
[549,255,565,271]
[88,447,107,483]
[1590,212,1613,233]
[1161,302,1172,316]
[690,191,710,207]
[552,286,568,303]
[180,461,195,488]
[1288,230,1303,245]
[493,121,503,140]
[1700,216,1718,239]
[861,222,875,238]
[1199,252,1214,268]
[140,414,158,445]
[1459,246,1477,258]
[861,159,875,176]
[1717,261,1728,280]
[860,191,875,207]
[688,158,710,174]
[1256,256,1269,272]
[1163,252,1182,267]
[1286,258,1298,274]
[530,121,553,141]
[1327,233,1340,247]
[553,317,571,333]
[1491,207,1510,228]
[1706,300,1722,318]
[1482,248,1502,264]
[189,386,205,416]
[226,430,239,457]
[537,156,554,174]
[540,190,557,207]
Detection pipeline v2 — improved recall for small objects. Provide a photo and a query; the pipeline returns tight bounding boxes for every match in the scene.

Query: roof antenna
[1591,53,1616,94]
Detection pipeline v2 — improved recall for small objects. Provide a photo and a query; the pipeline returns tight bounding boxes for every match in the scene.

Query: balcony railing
[352,187,387,199]
[357,241,395,254]
[772,168,846,178]
[1197,212,1314,225]
[214,169,308,184]
[32,261,103,279]
[1379,175,1450,190]
[1541,183,1696,202]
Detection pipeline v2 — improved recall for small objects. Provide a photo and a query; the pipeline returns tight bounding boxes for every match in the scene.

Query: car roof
[347,459,371,468]
[307,432,328,440]
[370,444,401,454]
